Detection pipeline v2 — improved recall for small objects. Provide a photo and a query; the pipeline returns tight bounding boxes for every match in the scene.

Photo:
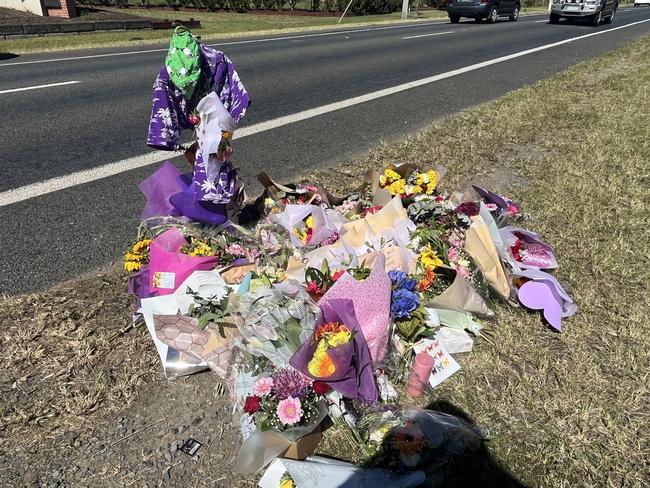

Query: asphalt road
[1,8,649,294]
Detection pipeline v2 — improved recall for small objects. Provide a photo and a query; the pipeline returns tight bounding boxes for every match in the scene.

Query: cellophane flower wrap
[271,204,338,248]
[360,408,483,477]
[235,283,319,367]
[290,298,378,403]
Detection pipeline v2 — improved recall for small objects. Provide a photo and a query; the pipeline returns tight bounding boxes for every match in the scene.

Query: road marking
[0,16,648,207]
[0,21,448,68]
[402,31,454,39]
[0,80,81,95]
[535,19,548,23]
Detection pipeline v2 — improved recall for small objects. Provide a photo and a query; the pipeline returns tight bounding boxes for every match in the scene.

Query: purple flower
[388,270,417,292]
[391,288,420,319]
[455,202,480,217]
[272,368,312,400]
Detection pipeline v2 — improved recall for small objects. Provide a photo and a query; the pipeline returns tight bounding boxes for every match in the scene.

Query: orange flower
[393,425,426,456]
[417,267,436,292]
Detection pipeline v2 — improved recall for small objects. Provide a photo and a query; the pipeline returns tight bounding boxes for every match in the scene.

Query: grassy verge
[0,35,648,487]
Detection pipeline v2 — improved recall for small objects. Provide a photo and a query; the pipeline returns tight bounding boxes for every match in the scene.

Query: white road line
[402,31,454,39]
[0,80,81,95]
[0,17,648,207]
[535,19,548,23]
[0,21,446,68]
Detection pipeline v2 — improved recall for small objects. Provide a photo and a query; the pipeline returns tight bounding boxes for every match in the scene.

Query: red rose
[244,395,261,414]
[312,381,331,395]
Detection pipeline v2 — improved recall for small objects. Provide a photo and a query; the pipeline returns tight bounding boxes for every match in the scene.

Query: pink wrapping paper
[319,252,392,365]
[148,227,219,296]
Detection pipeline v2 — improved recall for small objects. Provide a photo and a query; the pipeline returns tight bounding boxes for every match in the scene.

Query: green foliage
[350,0,401,15]
[224,0,249,11]
[335,0,349,10]
[186,287,230,329]
[200,0,224,10]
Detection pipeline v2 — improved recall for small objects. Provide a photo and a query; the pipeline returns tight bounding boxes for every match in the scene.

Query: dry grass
[312,36,650,487]
[0,268,159,455]
[0,35,648,487]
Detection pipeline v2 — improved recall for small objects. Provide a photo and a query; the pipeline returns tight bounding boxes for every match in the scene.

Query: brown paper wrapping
[425,266,495,317]
[281,425,322,460]
[464,217,510,299]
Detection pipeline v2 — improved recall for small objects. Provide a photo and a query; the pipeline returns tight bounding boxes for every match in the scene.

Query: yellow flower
[123,239,151,272]
[133,239,151,253]
[327,329,352,347]
[420,248,444,269]
[308,340,336,378]
[305,215,314,228]
[187,241,215,257]
[385,168,401,181]
[280,479,295,488]
[426,170,438,188]
[222,130,233,140]
[388,178,406,196]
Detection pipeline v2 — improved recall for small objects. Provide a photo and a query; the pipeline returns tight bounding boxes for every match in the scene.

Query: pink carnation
[276,397,303,425]
[253,377,274,397]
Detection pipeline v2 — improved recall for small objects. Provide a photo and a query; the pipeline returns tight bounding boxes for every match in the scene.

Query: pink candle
[407,353,434,397]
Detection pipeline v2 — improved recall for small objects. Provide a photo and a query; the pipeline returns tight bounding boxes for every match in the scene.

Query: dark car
[446,0,521,23]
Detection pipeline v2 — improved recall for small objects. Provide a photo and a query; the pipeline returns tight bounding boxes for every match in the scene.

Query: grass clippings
[1,35,649,487]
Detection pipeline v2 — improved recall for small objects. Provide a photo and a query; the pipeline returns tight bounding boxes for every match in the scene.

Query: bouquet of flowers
[378,164,443,200]
[500,226,557,270]
[304,259,345,301]
[235,283,319,368]
[361,408,484,476]
[272,204,339,248]
[388,270,437,345]
[472,184,522,226]
[291,299,378,403]
[243,368,326,432]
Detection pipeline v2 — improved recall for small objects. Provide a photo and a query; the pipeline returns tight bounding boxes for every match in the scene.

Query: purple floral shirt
[147,45,250,204]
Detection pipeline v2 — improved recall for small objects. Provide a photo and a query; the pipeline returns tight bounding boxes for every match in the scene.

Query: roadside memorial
[125,26,577,487]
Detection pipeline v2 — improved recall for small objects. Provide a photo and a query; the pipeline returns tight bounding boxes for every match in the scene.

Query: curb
[0,19,166,39]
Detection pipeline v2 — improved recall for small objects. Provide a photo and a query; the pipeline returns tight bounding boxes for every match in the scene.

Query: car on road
[633,0,650,6]
[549,0,618,25]
[446,0,521,24]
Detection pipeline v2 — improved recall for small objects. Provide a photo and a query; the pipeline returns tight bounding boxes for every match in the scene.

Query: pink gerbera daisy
[276,397,303,426]
[253,376,274,397]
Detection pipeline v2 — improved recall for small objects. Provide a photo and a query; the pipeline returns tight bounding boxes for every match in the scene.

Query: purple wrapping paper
[127,263,154,298]
[138,163,228,224]
[138,161,185,220]
[290,299,378,403]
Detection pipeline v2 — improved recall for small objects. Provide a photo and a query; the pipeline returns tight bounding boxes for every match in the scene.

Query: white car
[634,0,650,6]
